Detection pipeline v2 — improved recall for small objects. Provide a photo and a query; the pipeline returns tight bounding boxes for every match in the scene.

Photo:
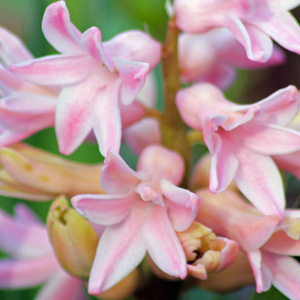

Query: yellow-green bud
[47,195,99,279]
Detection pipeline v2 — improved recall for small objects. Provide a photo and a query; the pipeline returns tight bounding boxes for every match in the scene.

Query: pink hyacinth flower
[10,1,161,156]
[0,204,86,300]
[72,145,200,294]
[179,29,285,89]
[174,0,300,62]
[197,189,300,300]
[0,27,57,145]
[177,83,300,216]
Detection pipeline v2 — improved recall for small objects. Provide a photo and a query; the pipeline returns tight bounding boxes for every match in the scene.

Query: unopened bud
[47,196,99,279]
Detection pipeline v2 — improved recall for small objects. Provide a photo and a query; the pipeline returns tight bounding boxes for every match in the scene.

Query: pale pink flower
[11,1,161,156]
[177,83,300,216]
[179,29,285,89]
[0,27,58,145]
[0,204,86,300]
[174,0,300,62]
[72,145,200,294]
[197,189,300,300]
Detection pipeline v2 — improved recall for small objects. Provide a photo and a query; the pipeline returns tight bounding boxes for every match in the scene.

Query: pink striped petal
[226,16,273,62]
[71,192,137,226]
[35,270,86,300]
[0,27,33,65]
[247,250,272,293]
[137,145,184,185]
[88,202,147,295]
[235,85,300,126]
[236,124,300,155]
[262,251,300,300]
[160,180,200,231]
[92,80,122,156]
[0,256,59,288]
[10,55,95,86]
[42,1,82,54]
[143,205,187,279]
[103,30,161,70]
[235,148,285,216]
[252,9,300,55]
[55,77,96,155]
[101,149,142,194]
[113,58,149,105]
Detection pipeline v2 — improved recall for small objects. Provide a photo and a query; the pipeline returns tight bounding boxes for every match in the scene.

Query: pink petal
[176,83,232,130]
[160,179,200,231]
[55,77,96,155]
[123,118,161,155]
[281,1,300,10]
[137,145,185,185]
[10,55,95,86]
[207,131,239,193]
[0,209,52,257]
[88,202,147,295]
[35,270,86,300]
[0,27,33,65]
[226,16,273,62]
[42,1,82,54]
[247,250,272,293]
[143,205,187,279]
[14,203,41,224]
[262,251,300,300]
[263,230,300,256]
[119,99,145,129]
[236,85,300,126]
[252,9,300,55]
[71,192,137,226]
[273,151,300,181]
[217,237,239,271]
[0,256,59,288]
[113,58,149,105]
[91,80,122,156]
[235,123,300,155]
[81,27,108,66]
[103,30,161,70]
[234,148,285,216]
[101,149,142,194]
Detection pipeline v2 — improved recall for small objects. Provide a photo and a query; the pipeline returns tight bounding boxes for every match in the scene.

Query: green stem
[160,16,191,188]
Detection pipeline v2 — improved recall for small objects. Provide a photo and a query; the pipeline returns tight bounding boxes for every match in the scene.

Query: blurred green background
[0,0,299,299]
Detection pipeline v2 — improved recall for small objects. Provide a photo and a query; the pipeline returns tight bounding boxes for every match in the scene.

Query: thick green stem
[160,16,191,188]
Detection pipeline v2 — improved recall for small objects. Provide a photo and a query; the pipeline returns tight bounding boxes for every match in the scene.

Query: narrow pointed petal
[137,145,185,185]
[143,205,187,279]
[113,58,149,105]
[92,80,122,156]
[252,10,300,55]
[226,16,273,62]
[42,1,82,54]
[161,180,200,231]
[262,251,300,300]
[55,77,95,155]
[236,124,300,155]
[0,256,59,288]
[103,30,161,70]
[35,270,86,300]
[88,202,147,295]
[247,250,272,293]
[0,27,33,65]
[101,149,142,194]
[10,55,95,86]
[71,192,137,226]
[235,149,285,216]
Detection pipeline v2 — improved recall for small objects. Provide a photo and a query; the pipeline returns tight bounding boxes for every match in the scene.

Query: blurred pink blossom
[72,145,200,294]
[177,83,300,216]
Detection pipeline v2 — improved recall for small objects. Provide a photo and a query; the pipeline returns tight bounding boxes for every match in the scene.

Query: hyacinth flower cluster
[1,1,300,300]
